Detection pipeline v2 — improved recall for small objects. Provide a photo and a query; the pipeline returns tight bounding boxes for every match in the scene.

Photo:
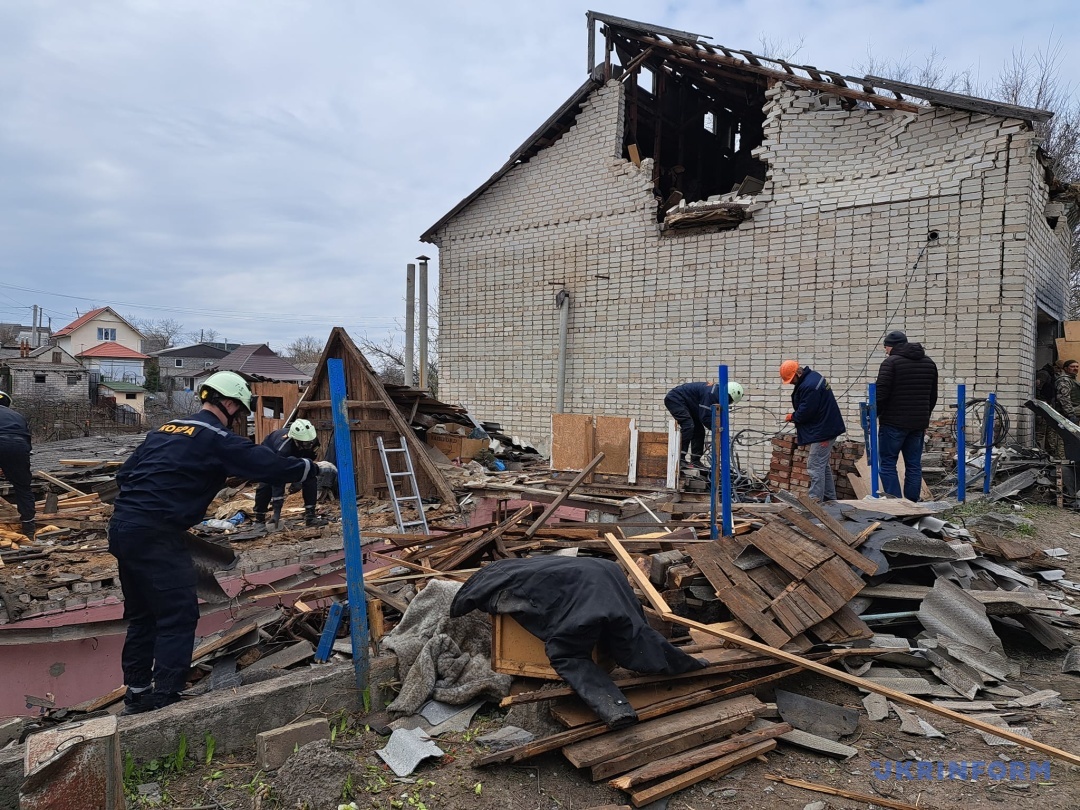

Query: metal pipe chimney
[404,263,416,387]
[417,255,430,390]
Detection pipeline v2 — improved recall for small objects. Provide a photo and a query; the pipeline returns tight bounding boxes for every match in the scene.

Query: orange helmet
[779,360,799,384]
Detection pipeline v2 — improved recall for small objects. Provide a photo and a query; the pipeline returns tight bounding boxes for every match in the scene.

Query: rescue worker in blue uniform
[0,391,35,539]
[253,418,326,528]
[109,371,336,714]
[664,380,745,469]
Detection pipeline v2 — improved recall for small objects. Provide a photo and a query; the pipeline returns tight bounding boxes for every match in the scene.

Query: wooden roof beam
[633,34,922,113]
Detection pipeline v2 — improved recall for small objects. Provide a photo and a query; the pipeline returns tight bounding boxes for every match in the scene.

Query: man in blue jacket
[664,380,745,469]
[109,371,336,714]
[780,360,846,501]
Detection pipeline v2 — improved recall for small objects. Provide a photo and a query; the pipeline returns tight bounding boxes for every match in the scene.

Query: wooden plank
[604,531,670,614]
[609,722,792,789]
[780,509,878,574]
[660,614,1080,767]
[590,712,754,780]
[474,689,720,766]
[363,583,409,615]
[523,454,606,539]
[764,775,925,810]
[191,620,259,663]
[551,678,731,729]
[628,740,776,807]
[859,584,1058,609]
[441,505,534,570]
[687,542,791,647]
[551,413,595,471]
[746,522,829,578]
[33,470,83,495]
[595,416,632,476]
[636,431,669,480]
[562,695,764,768]
[795,495,860,546]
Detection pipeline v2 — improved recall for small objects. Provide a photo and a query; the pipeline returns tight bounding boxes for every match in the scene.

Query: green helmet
[199,371,254,412]
[288,419,317,443]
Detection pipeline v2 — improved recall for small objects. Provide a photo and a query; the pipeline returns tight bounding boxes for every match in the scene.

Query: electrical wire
[834,231,940,402]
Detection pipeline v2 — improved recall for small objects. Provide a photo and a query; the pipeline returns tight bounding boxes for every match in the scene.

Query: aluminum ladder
[376,435,430,534]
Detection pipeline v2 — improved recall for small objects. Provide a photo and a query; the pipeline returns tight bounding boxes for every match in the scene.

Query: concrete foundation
[0,655,398,809]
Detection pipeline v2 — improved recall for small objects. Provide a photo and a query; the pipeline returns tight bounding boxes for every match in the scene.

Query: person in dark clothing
[664,380,745,468]
[450,556,706,728]
[874,331,938,502]
[253,418,326,528]
[1035,361,1062,455]
[779,361,846,501]
[109,372,336,715]
[0,391,35,539]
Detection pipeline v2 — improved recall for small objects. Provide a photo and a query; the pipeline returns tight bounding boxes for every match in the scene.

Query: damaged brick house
[422,12,1077,457]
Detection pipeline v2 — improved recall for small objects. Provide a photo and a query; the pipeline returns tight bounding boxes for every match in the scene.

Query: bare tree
[131,317,185,353]
[359,304,440,394]
[184,327,221,345]
[0,324,19,345]
[284,335,324,365]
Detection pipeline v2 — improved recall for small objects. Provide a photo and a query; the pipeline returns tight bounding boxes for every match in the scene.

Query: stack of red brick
[767,434,861,499]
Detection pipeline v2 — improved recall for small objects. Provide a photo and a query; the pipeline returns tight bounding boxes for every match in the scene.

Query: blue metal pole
[983,392,996,495]
[868,383,879,498]
[328,358,370,693]
[956,384,966,501]
[709,402,718,541]
[718,365,733,537]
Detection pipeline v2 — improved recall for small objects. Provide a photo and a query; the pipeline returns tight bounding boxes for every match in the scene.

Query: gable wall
[433,80,1070,456]
[56,312,143,356]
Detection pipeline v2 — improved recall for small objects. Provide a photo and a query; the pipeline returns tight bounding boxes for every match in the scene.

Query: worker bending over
[108,371,336,714]
[253,418,327,528]
[664,380,744,469]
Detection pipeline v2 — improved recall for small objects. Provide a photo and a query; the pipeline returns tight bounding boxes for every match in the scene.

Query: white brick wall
[431,80,1072,458]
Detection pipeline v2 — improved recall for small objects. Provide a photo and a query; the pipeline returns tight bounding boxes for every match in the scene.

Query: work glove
[784,413,793,423]
[316,461,338,476]
[288,482,302,494]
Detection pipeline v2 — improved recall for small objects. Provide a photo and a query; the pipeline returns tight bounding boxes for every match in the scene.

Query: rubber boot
[305,506,328,527]
[253,512,267,528]
[21,520,36,541]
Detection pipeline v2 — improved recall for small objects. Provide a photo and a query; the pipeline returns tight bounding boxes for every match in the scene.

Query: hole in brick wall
[623,56,768,222]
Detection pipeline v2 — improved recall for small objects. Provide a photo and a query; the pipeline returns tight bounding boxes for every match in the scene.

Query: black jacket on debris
[875,342,939,431]
[449,556,705,728]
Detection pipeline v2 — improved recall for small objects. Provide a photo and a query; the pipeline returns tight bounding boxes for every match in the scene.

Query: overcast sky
[0,1,1076,352]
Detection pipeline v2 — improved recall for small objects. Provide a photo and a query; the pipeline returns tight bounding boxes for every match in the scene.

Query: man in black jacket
[780,361,846,501]
[875,331,938,501]
[0,391,35,539]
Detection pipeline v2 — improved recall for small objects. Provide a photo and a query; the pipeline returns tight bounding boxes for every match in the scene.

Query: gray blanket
[382,578,512,715]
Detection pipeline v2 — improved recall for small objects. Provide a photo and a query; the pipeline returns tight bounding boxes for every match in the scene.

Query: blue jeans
[878,425,925,502]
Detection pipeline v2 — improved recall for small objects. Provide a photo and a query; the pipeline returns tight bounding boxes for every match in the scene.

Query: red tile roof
[53,307,108,337]
[76,341,149,360]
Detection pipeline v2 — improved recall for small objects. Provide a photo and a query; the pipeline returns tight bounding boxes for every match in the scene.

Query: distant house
[197,344,311,384]
[97,380,149,425]
[196,344,312,442]
[0,345,89,404]
[77,342,150,385]
[53,307,146,358]
[152,343,232,391]
[0,322,51,346]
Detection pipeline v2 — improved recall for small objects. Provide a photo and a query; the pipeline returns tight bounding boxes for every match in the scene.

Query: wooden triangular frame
[297,327,457,508]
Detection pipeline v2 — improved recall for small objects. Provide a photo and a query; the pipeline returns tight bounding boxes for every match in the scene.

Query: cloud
[0,0,1076,348]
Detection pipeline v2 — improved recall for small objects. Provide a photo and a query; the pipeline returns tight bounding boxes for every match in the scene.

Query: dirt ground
[134,499,1080,810]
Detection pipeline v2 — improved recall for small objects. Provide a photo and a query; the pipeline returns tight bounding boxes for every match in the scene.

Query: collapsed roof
[422,11,1053,240]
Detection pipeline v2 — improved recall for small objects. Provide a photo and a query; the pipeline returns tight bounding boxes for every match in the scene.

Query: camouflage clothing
[1055,373,1080,423]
